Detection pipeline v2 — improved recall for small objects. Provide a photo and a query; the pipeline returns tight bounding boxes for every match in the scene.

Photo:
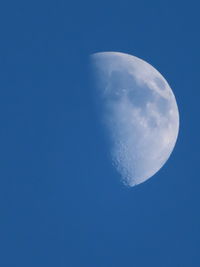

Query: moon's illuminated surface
[91,52,179,186]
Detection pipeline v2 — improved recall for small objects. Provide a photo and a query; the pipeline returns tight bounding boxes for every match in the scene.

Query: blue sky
[0,0,199,266]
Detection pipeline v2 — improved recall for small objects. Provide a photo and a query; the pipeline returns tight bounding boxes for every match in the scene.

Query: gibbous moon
[91,52,179,186]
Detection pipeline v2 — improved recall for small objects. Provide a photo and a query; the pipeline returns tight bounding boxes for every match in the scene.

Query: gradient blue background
[0,1,198,266]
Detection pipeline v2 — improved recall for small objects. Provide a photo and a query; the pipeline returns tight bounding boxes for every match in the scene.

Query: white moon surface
[91,52,179,186]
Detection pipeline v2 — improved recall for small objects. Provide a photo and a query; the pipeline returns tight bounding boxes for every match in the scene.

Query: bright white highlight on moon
[91,52,179,186]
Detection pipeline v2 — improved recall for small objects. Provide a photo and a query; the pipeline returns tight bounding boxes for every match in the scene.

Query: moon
[90,52,179,186]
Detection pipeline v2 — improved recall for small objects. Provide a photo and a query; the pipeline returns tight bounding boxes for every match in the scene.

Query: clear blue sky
[0,0,198,266]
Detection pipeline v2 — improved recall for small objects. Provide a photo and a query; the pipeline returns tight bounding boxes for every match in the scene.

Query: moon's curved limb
[91,52,179,186]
